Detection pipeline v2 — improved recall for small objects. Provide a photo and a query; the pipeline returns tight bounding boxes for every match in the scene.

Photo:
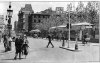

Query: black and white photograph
[0,0,99,63]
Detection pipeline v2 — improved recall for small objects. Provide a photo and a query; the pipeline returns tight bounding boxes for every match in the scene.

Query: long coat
[15,38,23,53]
[47,35,52,42]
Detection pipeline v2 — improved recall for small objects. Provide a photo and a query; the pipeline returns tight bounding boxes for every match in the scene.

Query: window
[38,15,40,18]
[41,16,43,18]
[43,16,45,18]
[34,15,36,18]
[34,19,36,23]
[38,20,41,23]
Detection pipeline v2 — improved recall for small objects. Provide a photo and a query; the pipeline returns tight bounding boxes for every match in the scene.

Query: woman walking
[22,35,29,58]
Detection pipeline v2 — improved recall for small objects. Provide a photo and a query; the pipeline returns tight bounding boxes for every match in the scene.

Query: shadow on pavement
[1,58,25,60]
[59,47,82,52]
[66,48,82,52]
[0,50,14,55]
[1,58,15,60]
[0,50,5,53]
[0,50,8,55]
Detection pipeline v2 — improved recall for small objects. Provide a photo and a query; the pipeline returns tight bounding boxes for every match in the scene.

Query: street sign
[7,24,12,29]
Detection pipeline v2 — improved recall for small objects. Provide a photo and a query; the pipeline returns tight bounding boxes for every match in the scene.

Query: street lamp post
[5,2,13,51]
[68,10,70,48]
[7,2,13,37]
[67,3,72,48]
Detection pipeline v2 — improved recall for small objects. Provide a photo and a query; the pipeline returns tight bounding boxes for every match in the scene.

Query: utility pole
[67,3,72,48]
[7,2,13,37]
[6,2,13,51]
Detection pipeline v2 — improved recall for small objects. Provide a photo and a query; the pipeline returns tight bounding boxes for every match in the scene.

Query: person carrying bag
[22,36,29,58]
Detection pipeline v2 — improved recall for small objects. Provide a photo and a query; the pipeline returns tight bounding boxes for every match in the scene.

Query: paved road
[0,37,99,63]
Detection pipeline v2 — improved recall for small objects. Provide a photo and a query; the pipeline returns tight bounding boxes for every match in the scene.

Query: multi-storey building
[28,13,50,32]
[0,15,5,42]
[0,15,5,33]
[28,7,65,32]
[18,4,33,33]
[18,5,64,33]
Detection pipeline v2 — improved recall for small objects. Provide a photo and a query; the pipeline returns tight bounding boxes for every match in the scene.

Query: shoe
[46,46,48,48]
[5,50,7,52]
[14,57,17,60]
[19,58,21,60]
[52,46,54,48]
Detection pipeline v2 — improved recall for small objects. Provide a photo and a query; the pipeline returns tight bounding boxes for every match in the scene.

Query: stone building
[0,15,5,33]
[0,15,5,42]
[28,7,64,32]
[18,5,65,33]
[28,13,50,32]
[18,4,33,33]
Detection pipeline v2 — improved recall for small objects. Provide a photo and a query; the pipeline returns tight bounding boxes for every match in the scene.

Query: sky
[0,0,98,29]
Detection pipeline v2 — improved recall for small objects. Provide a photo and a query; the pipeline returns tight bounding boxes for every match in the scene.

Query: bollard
[62,40,65,47]
[75,43,78,50]
[75,37,78,50]
[62,36,65,47]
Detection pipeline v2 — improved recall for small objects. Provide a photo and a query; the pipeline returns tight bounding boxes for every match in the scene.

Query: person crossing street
[46,34,54,48]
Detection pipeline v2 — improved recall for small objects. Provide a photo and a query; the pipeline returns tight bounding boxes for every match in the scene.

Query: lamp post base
[67,40,70,48]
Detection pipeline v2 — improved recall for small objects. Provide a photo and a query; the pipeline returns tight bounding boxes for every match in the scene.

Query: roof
[31,13,50,16]
[50,22,93,30]
[25,4,33,11]
[72,22,93,26]
[20,4,33,13]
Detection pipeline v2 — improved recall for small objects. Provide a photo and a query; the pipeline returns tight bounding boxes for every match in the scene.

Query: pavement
[0,37,99,63]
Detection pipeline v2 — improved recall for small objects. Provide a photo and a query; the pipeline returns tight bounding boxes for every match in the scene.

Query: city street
[0,37,99,63]
[0,1,99,63]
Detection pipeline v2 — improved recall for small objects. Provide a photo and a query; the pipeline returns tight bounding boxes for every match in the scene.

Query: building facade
[28,13,50,32]
[56,7,64,14]
[0,15,5,42]
[18,4,33,33]
[18,5,65,33]
[28,7,64,32]
[14,21,18,33]
[0,15,5,33]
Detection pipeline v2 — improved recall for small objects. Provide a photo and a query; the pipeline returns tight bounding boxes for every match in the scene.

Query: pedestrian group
[14,35,29,60]
[2,34,29,60]
[1,32,90,60]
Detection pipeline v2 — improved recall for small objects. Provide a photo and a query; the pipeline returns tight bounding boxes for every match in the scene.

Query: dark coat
[47,35,51,42]
[84,34,87,39]
[15,38,24,53]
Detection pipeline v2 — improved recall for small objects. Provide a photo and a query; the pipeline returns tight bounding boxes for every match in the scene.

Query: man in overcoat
[14,35,24,60]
